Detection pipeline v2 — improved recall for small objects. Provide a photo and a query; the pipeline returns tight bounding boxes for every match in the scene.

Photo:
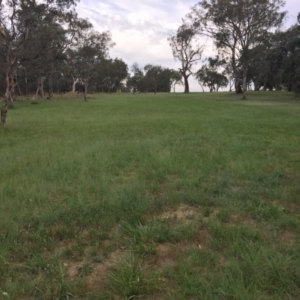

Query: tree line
[169,0,300,99]
[0,0,182,126]
[1,0,299,126]
[127,63,182,94]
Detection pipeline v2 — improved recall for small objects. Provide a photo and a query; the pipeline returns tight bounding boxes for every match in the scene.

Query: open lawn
[1,91,300,299]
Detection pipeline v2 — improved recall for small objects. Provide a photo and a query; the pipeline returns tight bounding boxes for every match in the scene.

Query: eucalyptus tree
[72,31,114,101]
[23,21,68,99]
[11,7,89,97]
[247,44,271,91]
[144,64,163,94]
[144,66,178,93]
[0,0,80,125]
[30,11,91,98]
[188,0,286,99]
[169,70,182,92]
[168,23,204,93]
[280,17,300,94]
[127,65,181,93]
[247,15,300,93]
[99,58,128,92]
[196,56,228,92]
[127,63,144,94]
[65,48,80,92]
[158,68,180,92]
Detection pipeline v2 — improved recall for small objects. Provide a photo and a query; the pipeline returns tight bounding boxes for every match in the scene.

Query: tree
[64,18,92,93]
[127,64,181,93]
[280,17,300,95]
[169,69,183,92]
[247,15,300,93]
[92,58,128,93]
[144,64,163,94]
[196,56,228,92]
[0,0,79,125]
[168,23,204,93]
[26,21,67,100]
[71,30,114,101]
[247,44,271,91]
[127,63,144,94]
[100,58,128,93]
[188,0,286,99]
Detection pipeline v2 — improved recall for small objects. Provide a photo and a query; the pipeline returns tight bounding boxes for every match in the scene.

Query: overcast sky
[76,0,299,92]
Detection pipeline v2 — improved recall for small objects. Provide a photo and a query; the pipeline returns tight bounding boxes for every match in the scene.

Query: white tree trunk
[72,77,79,92]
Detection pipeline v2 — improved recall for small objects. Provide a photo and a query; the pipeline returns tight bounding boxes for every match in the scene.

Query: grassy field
[1,91,300,299]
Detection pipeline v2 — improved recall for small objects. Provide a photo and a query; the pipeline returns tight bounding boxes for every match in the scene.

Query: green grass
[0,91,300,299]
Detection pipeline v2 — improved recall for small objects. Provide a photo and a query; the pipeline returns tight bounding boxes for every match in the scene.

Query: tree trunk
[231,48,242,94]
[7,74,15,108]
[48,75,53,99]
[36,76,46,100]
[263,81,267,91]
[57,79,60,93]
[1,102,8,126]
[242,63,248,100]
[84,83,88,101]
[8,75,16,108]
[183,74,189,93]
[229,78,233,92]
[16,83,22,96]
[254,80,260,91]
[72,77,78,92]
[14,73,21,96]
[1,74,15,126]
[40,76,46,99]
[235,75,243,94]
[24,68,28,96]
[198,83,205,92]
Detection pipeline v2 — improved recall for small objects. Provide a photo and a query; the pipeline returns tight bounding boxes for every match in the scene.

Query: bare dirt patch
[230,213,256,226]
[195,229,212,249]
[146,243,176,271]
[65,261,82,279]
[155,244,176,268]
[289,202,300,212]
[159,204,201,224]
[86,250,126,291]
[65,249,127,291]
[209,208,219,219]
[280,231,296,247]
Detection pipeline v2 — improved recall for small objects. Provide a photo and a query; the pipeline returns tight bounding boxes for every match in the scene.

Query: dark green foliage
[196,56,228,92]
[126,63,181,93]
[248,20,300,93]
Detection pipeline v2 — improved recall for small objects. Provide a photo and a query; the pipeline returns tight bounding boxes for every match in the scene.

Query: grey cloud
[94,11,165,33]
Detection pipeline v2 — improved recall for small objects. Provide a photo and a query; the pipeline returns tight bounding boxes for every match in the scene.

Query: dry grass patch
[280,231,296,247]
[64,92,81,98]
[86,250,127,291]
[145,243,176,271]
[159,204,201,224]
[229,213,257,226]
[195,229,212,249]
[155,244,176,268]
[65,249,127,291]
